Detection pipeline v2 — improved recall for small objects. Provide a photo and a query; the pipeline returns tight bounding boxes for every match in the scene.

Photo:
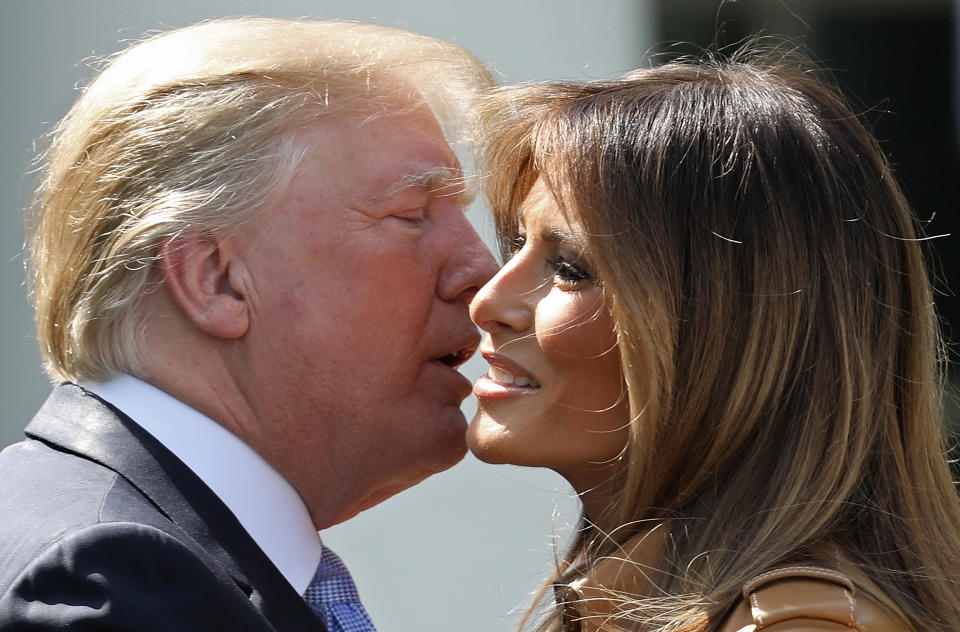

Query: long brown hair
[478,48,960,631]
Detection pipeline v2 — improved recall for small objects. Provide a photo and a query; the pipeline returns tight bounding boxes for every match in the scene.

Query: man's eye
[393,209,425,224]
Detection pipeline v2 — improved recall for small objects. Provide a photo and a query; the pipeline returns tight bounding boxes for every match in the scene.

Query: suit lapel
[25,383,323,631]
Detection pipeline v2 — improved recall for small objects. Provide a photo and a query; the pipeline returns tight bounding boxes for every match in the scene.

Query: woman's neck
[562,464,625,524]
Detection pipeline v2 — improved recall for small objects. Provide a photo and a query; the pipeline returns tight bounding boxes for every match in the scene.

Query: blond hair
[28,17,492,382]
[479,49,960,631]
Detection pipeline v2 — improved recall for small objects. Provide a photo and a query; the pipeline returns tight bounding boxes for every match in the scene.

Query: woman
[468,49,960,632]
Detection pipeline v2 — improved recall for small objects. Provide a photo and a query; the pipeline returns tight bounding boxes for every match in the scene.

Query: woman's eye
[503,235,526,259]
[549,257,594,287]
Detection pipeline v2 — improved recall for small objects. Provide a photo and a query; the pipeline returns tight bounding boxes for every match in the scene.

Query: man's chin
[430,406,470,469]
[433,433,469,472]
[328,430,467,526]
[343,452,466,521]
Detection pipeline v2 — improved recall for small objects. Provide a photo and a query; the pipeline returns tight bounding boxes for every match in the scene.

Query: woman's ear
[158,232,250,339]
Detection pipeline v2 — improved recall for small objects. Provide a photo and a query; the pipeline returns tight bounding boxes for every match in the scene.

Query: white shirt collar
[78,373,323,594]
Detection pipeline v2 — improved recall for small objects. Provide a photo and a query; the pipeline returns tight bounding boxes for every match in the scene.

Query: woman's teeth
[488,366,540,388]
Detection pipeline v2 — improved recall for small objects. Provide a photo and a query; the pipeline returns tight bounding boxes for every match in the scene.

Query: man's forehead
[289,105,468,203]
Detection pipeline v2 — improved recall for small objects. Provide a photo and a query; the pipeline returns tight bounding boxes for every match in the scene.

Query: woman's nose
[469,254,535,334]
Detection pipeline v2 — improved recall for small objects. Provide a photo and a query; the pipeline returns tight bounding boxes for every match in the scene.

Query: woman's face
[468,179,629,493]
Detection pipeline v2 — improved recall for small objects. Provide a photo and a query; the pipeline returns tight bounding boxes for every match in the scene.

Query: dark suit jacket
[0,383,326,630]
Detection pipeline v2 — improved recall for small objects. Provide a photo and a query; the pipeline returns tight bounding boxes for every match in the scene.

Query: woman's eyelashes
[510,234,526,254]
[548,256,594,287]
[500,234,526,261]
[505,233,597,289]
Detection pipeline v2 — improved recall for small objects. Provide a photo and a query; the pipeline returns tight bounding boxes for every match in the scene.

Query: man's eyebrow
[380,166,478,204]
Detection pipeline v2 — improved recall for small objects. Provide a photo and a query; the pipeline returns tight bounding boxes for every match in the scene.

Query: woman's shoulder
[717,565,910,632]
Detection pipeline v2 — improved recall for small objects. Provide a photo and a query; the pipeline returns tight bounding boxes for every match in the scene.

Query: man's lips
[431,333,480,370]
[424,333,481,405]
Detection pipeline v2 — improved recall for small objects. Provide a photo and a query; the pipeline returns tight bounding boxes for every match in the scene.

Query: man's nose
[437,215,498,303]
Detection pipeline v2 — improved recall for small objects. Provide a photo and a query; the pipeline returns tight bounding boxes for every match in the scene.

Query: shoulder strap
[742,565,862,630]
[743,565,855,597]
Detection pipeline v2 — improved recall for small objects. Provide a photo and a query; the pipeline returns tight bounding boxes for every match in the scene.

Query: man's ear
[158,232,250,339]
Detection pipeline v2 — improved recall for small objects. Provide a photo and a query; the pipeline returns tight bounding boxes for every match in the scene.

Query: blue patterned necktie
[303,545,377,632]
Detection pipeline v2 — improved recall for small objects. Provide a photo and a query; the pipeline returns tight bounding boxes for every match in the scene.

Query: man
[0,18,497,630]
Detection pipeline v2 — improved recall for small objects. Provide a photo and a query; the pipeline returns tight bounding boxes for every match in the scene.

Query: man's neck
[78,373,324,593]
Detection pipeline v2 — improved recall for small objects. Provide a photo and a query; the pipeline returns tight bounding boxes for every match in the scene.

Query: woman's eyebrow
[542,226,588,252]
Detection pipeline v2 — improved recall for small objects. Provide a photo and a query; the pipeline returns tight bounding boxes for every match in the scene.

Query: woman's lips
[486,365,540,388]
[473,351,541,399]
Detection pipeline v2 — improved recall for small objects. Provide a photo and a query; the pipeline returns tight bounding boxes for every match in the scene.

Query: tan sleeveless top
[717,565,909,631]
[557,533,910,631]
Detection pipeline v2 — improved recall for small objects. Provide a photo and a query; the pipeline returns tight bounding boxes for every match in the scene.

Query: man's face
[231,105,497,527]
